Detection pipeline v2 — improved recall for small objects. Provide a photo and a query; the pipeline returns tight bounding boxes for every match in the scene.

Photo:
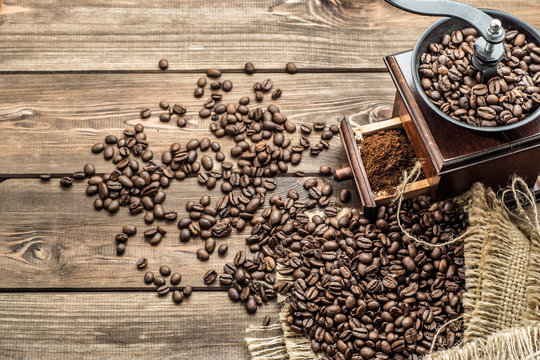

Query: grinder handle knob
[384,0,505,44]
[334,167,353,182]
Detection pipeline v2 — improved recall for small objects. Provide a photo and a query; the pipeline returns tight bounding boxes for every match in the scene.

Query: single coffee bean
[222,80,233,92]
[123,224,137,236]
[203,269,218,284]
[157,285,170,296]
[183,285,193,297]
[170,273,182,285]
[246,298,258,313]
[244,62,255,74]
[159,100,169,110]
[112,240,125,255]
[263,315,271,326]
[136,257,147,269]
[319,165,331,176]
[144,271,154,284]
[159,265,171,277]
[196,248,210,261]
[158,59,169,70]
[285,62,297,74]
[60,177,74,188]
[140,108,151,119]
[172,290,184,303]
[84,163,96,177]
[339,189,351,203]
[206,68,222,78]
[218,244,228,256]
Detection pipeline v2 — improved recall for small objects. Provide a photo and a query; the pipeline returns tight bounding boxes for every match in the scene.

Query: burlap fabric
[246,181,540,360]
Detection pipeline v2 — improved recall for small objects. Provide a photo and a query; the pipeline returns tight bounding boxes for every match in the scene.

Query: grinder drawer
[336,117,437,219]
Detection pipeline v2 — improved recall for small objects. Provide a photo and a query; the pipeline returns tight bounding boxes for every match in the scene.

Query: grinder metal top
[386,0,505,79]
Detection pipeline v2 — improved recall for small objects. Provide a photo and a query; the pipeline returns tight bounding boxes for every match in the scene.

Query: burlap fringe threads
[246,267,320,360]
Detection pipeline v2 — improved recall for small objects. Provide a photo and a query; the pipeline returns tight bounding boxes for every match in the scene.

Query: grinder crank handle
[384,0,505,44]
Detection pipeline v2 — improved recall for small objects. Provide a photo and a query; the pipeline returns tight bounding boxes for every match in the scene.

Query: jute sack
[246,179,540,360]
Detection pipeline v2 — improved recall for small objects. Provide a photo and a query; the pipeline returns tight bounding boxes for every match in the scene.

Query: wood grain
[0,72,394,177]
[0,177,359,289]
[0,291,277,359]
[0,0,538,71]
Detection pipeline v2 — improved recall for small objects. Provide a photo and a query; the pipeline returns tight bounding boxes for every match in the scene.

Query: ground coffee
[360,129,417,196]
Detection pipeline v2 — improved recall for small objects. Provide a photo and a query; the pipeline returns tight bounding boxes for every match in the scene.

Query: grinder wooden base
[337,51,540,218]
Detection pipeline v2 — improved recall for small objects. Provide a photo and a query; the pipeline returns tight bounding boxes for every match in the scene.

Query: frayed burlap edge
[422,324,540,360]
[460,180,540,342]
[245,265,320,360]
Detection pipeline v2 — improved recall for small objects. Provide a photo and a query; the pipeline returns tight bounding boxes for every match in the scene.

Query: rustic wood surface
[0,0,538,71]
[0,72,394,177]
[0,292,278,359]
[0,0,538,359]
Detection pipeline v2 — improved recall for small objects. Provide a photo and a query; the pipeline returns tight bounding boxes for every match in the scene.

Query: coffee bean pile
[419,27,540,127]
[270,200,466,359]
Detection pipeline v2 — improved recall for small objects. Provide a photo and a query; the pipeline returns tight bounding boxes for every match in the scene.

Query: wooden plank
[0,0,537,71]
[0,72,394,176]
[0,177,360,289]
[0,291,277,359]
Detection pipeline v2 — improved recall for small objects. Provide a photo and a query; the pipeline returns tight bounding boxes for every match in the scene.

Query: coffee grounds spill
[360,129,419,195]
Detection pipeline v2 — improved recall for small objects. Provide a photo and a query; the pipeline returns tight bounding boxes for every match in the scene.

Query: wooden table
[0,1,538,359]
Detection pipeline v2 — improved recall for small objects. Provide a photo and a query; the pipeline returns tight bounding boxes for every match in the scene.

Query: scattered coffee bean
[244,62,255,74]
[159,265,171,277]
[285,62,297,74]
[203,269,217,285]
[136,257,148,269]
[319,165,331,176]
[144,271,154,284]
[140,108,151,119]
[172,290,184,303]
[60,177,73,188]
[158,59,169,70]
[170,273,182,285]
[207,68,222,78]
[218,244,228,256]
[339,188,351,203]
[263,315,271,326]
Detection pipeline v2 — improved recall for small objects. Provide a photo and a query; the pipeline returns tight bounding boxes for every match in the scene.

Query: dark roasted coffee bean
[136,257,147,269]
[172,290,184,303]
[84,163,96,177]
[158,59,169,70]
[157,285,170,296]
[196,248,209,261]
[116,243,125,255]
[203,269,217,285]
[159,100,169,110]
[144,271,154,284]
[222,80,233,92]
[285,62,297,74]
[207,68,222,78]
[245,62,255,74]
[170,273,182,285]
[183,285,193,297]
[140,108,151,119]
[60,177,74,188]
[218,244,228,256]
[159,113,171,122]
[159,265,171,277]
[319,165,331,176]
